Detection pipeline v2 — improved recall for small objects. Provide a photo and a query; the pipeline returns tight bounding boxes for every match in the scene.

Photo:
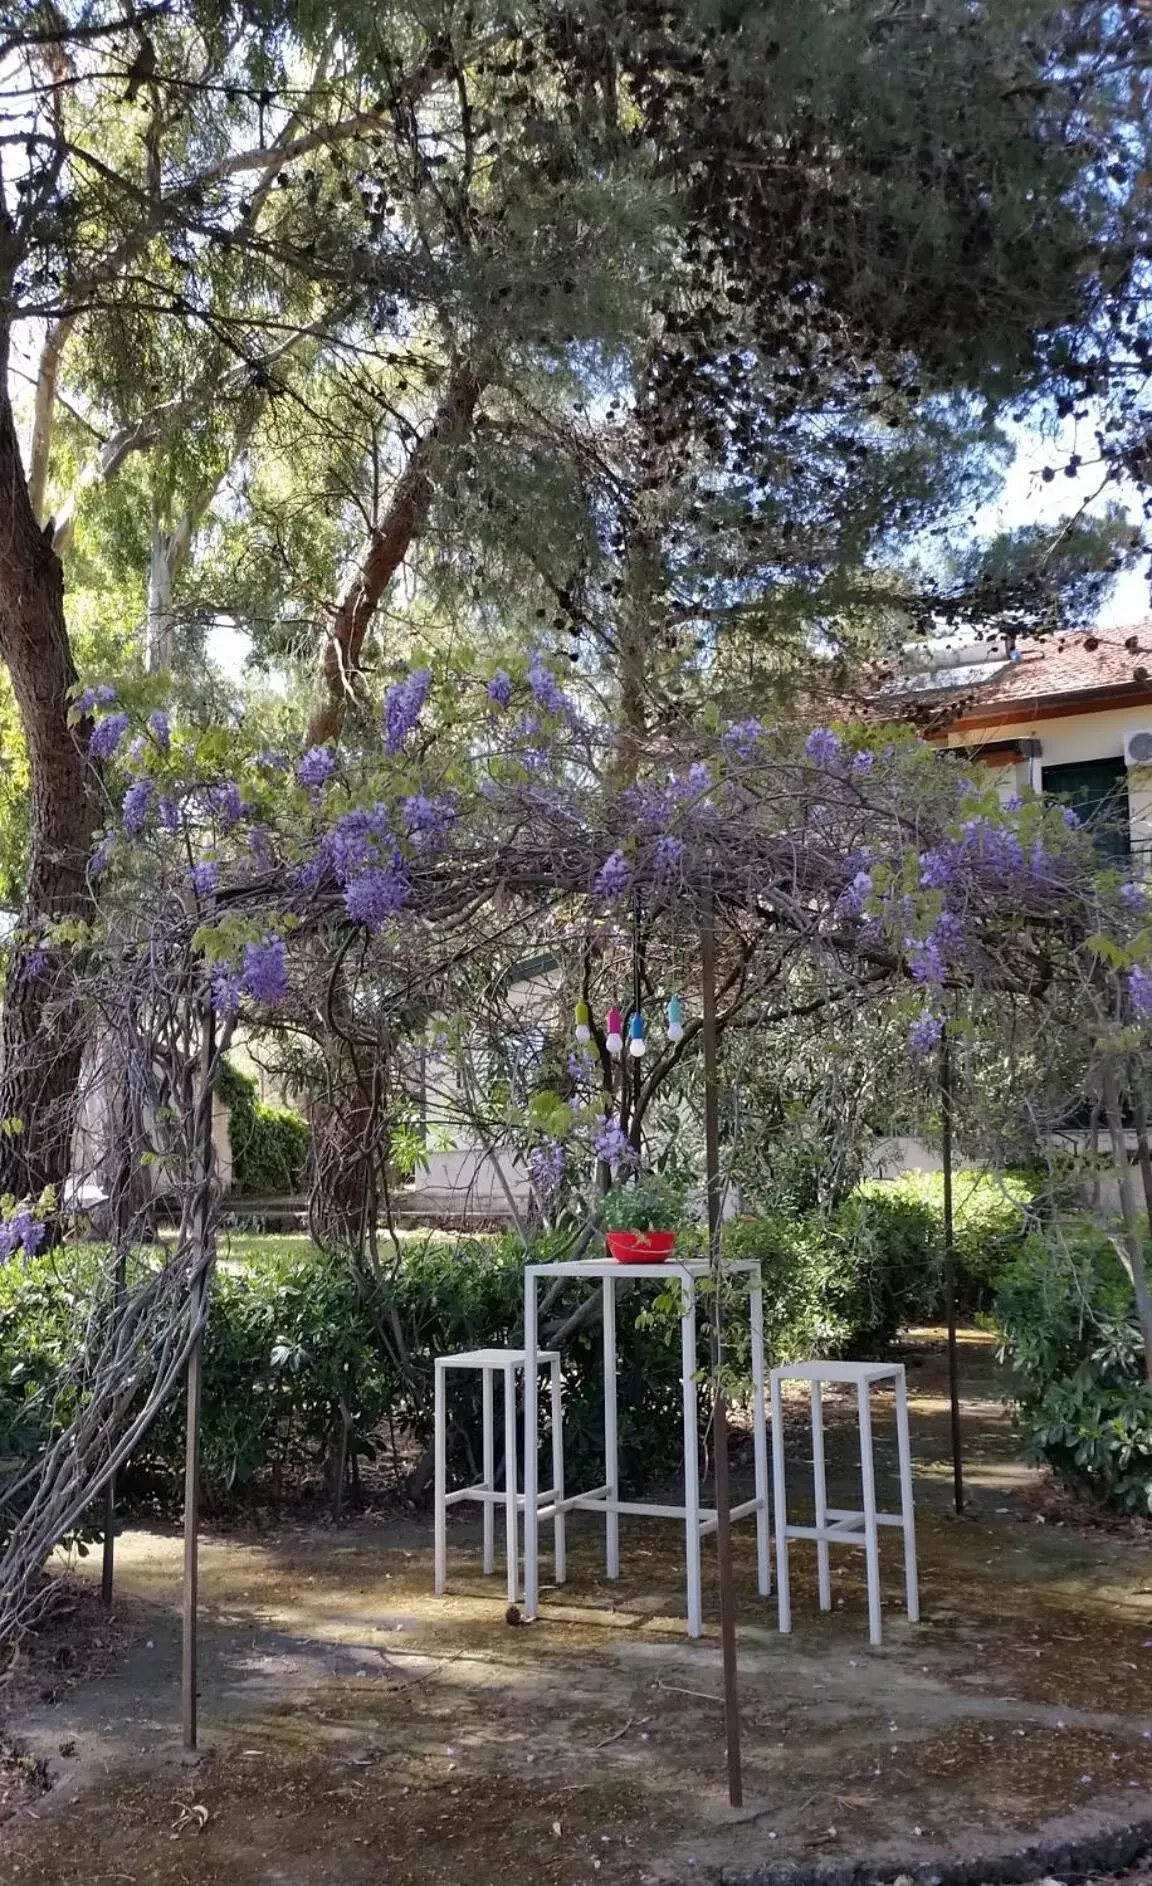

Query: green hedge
[994,1222,1152,1515]
[217,1059,310,1197]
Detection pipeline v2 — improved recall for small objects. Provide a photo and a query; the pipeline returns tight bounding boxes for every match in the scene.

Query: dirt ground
[3,1329,1152,1885]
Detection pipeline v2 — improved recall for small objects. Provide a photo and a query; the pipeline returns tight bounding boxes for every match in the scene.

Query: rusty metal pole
[939,1030,964,1515]
[701,894,742,1808]
[182,1007,216,1756]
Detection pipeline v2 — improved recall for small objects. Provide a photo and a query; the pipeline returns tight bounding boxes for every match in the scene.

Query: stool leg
[434,1362,447,1595]
[603,1273,620,1580]
[857,1379,882,1647]
[550,1356,566,1585]
[504,1362,519,1605]
[894,1366,920,1622]
[771,1373,791,1633]
[750,1283,771,1598]
[811,1381,831,1613]
[680,1274,702,1638]
[482,1365,495,1577]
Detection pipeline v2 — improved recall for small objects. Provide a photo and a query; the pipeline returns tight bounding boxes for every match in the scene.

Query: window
[1042,756,1131,861]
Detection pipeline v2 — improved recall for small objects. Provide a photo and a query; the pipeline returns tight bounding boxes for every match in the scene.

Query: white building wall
[944,701,1152,858]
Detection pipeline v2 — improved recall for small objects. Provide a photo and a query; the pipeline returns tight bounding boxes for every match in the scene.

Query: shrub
[994,1221,1152,1515]
[218,1059,310,1197]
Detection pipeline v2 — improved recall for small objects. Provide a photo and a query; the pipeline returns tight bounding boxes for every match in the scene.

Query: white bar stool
[770,1360,918,1647]
[434,1348,565,1603]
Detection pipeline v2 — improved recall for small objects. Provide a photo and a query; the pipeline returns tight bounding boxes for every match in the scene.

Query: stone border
[718,1816,1152,1886]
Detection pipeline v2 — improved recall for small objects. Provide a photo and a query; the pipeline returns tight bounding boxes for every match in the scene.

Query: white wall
[944,702,1152,855]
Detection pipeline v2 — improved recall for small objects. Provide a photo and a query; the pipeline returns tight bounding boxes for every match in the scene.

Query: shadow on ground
[4,1329,1152,1885]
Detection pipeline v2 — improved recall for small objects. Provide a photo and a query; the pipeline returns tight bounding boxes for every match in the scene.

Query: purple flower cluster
[344,864,410,927]
[89,712,129,760]
[20,946,48,982]
[593,1115,635,1170]
[836,870,873,919]
[189,861,218,897]
[594,849,631,898]
[76,684,117,714]
[567,1046,596,1085]
[653,834,686,876]
[247,824,276,872]
[487,670,513,709]
[159,793,182,834]
[529,1137,565,1202]
[908,1011,944,1059]
[122,776,154,836]
[242,935,289,1006]
[1120,882,1148,909]
[384,668,432,754]
[297,745,336,791]
[1129,964,1152,1021]
[402,793,457,851]
[723,719,764,760]
[852,749,875,775]
[0,1209,45,1260]
[805,727,842,766]
[210,964,241,1017]
[149,709,170,751]
[527,656,570,719]
[206,781,246,830]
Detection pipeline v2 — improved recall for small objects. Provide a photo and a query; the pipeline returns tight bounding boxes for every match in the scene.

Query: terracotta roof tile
[960,625,1152,707]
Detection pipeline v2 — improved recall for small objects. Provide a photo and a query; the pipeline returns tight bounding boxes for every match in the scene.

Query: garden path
[3,1330,1152,1886]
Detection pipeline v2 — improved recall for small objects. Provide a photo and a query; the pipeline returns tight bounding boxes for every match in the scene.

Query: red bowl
[604,1230,677,1265]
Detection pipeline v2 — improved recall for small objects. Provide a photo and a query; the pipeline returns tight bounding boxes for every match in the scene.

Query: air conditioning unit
[1125,731,1152,767]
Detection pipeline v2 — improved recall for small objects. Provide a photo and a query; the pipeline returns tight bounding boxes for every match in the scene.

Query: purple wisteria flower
[89,836,114,877]
[0,1210,45,1260]
[297,745,336,791]
[242,935,289,1006]
[529,1137,565,1201]
[149,709,170,751]
[723,719,764,759]
[594,850,631,898]
[653,834,686,876]
[836,870,873,919]
[257,749,289,772]
[527,655,569,718]
[906,936,945,985]
[1120,882,1147,908]
[210,964,241,1017]
[805,727,842,766]
[908,1011,944,1058]
[567,1047,596,1085]
[1061,805,1080,829]
[247,824,275,871]
[189,861,218,897]
[593,1115,635,1170]
[128,736,148,769]
[852,749,875,775]
[76,683,117,714]
[384,667,432,754]
[918,849,953,890]
[20,946,48,982]
[344,864,410,928]
[487,670,513,709]
[122,776,154,836]
[89,711,129,760]
[159,793,182,834]
[1129,964,1152,1021]
[402,793,457,851]
[207,781,246,830]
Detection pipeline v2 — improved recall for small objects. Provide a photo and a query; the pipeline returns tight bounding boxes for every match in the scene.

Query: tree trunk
[0,371,99,1200]
[308,363,480,746]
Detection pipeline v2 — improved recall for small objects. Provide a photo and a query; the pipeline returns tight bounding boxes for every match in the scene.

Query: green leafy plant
[217,1059,310,1198]
[601,1177,684,1235]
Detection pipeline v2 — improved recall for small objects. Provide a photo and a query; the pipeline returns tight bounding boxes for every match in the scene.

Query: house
[870,624,1152,863]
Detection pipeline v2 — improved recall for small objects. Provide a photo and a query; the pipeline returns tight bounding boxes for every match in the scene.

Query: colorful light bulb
[605,1007,623,1057]
[574,999,591,1044]
[666,994,684,1043]
[628,1012,647,1058]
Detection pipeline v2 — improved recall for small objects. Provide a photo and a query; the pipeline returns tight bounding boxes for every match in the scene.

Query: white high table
[523,1259,770,1637]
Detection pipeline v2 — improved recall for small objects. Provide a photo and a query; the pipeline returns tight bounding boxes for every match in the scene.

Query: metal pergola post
[939,1030,964,1515]
[700,893,742,1808]
[182,1006,216,1756]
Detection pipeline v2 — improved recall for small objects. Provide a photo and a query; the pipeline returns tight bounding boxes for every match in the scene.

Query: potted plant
[601,1177,683,1264]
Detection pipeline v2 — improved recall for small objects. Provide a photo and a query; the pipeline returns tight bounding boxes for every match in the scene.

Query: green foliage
[601,1177,684,1234]
[217,1059,309,1198]
[995,1223,1152,1514]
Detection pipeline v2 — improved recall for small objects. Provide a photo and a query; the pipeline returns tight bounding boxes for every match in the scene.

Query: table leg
[434,1361,447,1596]
[857,1379,883,1647]
[894,1366,920,1623]
[603,1272,619,1580]
[524,1271,540,1619]
[550,1354,566,1585]
[504,1360,519,1605]
[771,1371,791,1633]
[749,1283,770,1597]
[482,1365,495,1577]
[811,1380,831,1612]
[681,1274,702,1638]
